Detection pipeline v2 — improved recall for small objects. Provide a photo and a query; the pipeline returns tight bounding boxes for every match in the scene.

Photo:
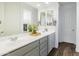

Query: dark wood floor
[48,42,79,56]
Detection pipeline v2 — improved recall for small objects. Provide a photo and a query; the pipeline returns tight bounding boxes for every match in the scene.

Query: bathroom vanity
[0,27,55,56]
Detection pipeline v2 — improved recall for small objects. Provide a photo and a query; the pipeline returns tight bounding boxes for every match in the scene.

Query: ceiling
[25,2,57,9]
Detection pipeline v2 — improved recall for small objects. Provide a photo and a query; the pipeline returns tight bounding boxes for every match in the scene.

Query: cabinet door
[39,37,48,56]
[48,33,55,53]
[40,44,48,56]
[24,47,39,56]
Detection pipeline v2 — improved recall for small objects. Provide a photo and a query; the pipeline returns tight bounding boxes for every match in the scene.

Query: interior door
[59,3,76,44]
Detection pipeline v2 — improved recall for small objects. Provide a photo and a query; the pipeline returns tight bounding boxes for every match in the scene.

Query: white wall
[0,2,38,36]
[0,3,5,35]
[76,2,79,52]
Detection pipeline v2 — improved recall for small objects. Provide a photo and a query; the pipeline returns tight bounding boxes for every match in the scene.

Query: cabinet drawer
[40,48,47,56]
[40,41,47,50]
[48,33,55,53]
[40,37,47,44]
[5,40,39,56]
[24,47,39,56]
[40,51,47,56]
[40,46,48,56]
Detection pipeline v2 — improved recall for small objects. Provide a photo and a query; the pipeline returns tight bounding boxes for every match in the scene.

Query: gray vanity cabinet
[25,36,48,56]
[48,32,55,53]
[24,47,39,56]
[5,40,39,56]
[4,32,55,56]
[39,36,48,56]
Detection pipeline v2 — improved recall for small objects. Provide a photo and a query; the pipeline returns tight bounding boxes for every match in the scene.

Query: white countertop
[0,27,55,56]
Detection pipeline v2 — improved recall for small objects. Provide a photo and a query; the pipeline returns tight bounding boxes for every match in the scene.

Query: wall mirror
[39,10,56,26]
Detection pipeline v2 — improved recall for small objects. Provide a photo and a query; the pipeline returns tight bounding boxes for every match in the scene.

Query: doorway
[58,2,76,44]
